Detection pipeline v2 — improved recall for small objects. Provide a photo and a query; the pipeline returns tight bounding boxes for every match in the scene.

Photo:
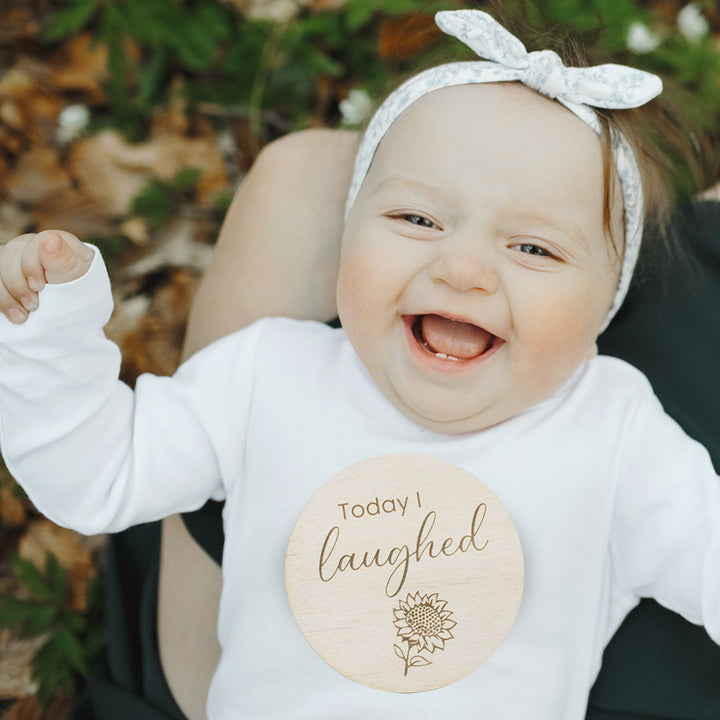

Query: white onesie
[1,251,718,719]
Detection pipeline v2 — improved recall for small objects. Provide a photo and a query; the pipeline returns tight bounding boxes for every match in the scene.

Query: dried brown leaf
[0,485,27,529]
[5,146,71,206]
[49,34,107,104]
[1,694,73,720]
[0,101,25,134]
[120,217,150,246]
[120,267,200,383]
[38,695,73,720]
[70,130,228,216]
[0,202,27,240]
[18,521,99,614]
[0,66,37,109]
[378,14,443,61]
[150,77,189,137]
[30,188,113,241]
[104,292,150,350]
[0,62,64,144]
[0,7,42,44]
[121,220,214,279]
[0,632,44,700]
[0,126,23,157]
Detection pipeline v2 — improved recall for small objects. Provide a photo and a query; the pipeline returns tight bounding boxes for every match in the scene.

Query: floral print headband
[345,9,663,329]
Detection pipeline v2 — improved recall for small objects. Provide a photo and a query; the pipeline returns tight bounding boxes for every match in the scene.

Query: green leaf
[20,605,59,637]
[0,597,45,627]
[43,0,99,43]
[98,5,131,113]
[112,0,165,44]
[32,633,77,704]
[57,626,90,676]
[345,0,375,32]
[297,45,344,78]
[0,603,60,640]
[137,48,170,109]
[82,624,107,661]
[65,613,87,634]
[212,189,235,213]
[85,576,105,615]
[195,1,232,43]
[164,15,220,72]
[12,556,55,602]
[44,553,67,602]
[378,0,422,15]
[130,179,175,231]
[172,167,202,192]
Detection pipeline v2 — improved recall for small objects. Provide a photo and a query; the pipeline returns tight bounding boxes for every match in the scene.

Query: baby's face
[337,83,622,434]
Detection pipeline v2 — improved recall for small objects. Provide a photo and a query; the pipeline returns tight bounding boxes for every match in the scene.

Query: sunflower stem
[403,639,412,676]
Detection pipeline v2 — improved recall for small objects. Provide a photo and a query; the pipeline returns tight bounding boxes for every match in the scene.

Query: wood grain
[286,454,524,693]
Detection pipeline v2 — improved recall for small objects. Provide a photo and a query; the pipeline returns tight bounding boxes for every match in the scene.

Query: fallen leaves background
[0,1,257,714]
[0,0,719,717]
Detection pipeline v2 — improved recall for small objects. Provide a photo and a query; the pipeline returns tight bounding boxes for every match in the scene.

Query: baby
[1,9,718,720]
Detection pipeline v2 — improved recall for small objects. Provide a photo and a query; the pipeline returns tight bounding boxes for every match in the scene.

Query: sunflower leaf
[393,643,405,660]
[410,655,431,667]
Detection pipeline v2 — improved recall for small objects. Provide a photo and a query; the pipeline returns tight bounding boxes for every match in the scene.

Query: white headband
[345,9,663,329]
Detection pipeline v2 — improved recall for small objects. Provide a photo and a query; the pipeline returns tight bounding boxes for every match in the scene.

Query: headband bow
[437,10,662,113]
[345,9,663,330]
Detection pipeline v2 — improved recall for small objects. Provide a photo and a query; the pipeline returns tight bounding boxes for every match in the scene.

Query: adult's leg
[157,129,360,720]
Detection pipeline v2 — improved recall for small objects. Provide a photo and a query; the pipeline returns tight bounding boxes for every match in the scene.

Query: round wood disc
[285,454,524,693]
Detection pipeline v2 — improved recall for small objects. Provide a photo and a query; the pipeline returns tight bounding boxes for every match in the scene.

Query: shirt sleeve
[0,247,264,535]
[611,383,720,644]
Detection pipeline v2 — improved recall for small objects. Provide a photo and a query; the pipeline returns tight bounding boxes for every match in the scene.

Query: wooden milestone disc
[285,453,524,693]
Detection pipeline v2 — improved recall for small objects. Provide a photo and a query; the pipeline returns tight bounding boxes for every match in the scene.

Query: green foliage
[42,0,458,137]
[130,167,202,232]
[0,553,105,704]
[45,0,238,137]
[42,0,720,167]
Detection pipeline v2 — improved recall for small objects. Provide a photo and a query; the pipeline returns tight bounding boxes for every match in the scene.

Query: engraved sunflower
[393,591,456,675]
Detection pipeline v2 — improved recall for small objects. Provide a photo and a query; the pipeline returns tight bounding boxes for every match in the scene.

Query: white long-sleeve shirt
[1,251,719,719]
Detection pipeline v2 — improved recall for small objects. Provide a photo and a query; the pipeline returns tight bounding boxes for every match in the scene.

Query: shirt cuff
[0,245,113,341]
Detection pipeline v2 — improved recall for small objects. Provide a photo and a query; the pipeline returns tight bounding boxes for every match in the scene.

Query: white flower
[677,3,709,41]
[56,104,91,143]
[339,89,374,127]
[626,21,661,54]
[244,0,300,23]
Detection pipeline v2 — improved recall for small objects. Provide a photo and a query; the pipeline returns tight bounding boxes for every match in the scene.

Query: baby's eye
[515,242,554,258]
[402,214,435,229]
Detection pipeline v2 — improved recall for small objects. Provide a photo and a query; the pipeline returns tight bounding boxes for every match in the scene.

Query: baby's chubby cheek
[335,242,388,330]
[520,300,604,388]
[335,259,368,327]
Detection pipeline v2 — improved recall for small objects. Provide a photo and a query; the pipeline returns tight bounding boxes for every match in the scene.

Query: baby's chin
[384,390,516,436]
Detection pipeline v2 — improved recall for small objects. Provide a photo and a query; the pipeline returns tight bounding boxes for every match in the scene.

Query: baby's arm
[0,231,260,534]
[612,387,720,643]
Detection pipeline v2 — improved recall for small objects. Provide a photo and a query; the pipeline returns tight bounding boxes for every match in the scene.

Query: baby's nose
[430,239,498,294]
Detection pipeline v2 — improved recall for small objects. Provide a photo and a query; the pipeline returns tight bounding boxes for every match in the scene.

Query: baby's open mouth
[410,314,497,362]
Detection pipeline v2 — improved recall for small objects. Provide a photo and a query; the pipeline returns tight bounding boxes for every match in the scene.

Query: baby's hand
[0,230,94,324]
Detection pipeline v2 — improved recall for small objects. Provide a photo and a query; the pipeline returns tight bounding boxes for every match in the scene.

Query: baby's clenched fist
[0,230,94,324]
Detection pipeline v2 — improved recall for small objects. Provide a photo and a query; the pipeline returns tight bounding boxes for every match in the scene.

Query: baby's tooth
[434,351,460,362]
